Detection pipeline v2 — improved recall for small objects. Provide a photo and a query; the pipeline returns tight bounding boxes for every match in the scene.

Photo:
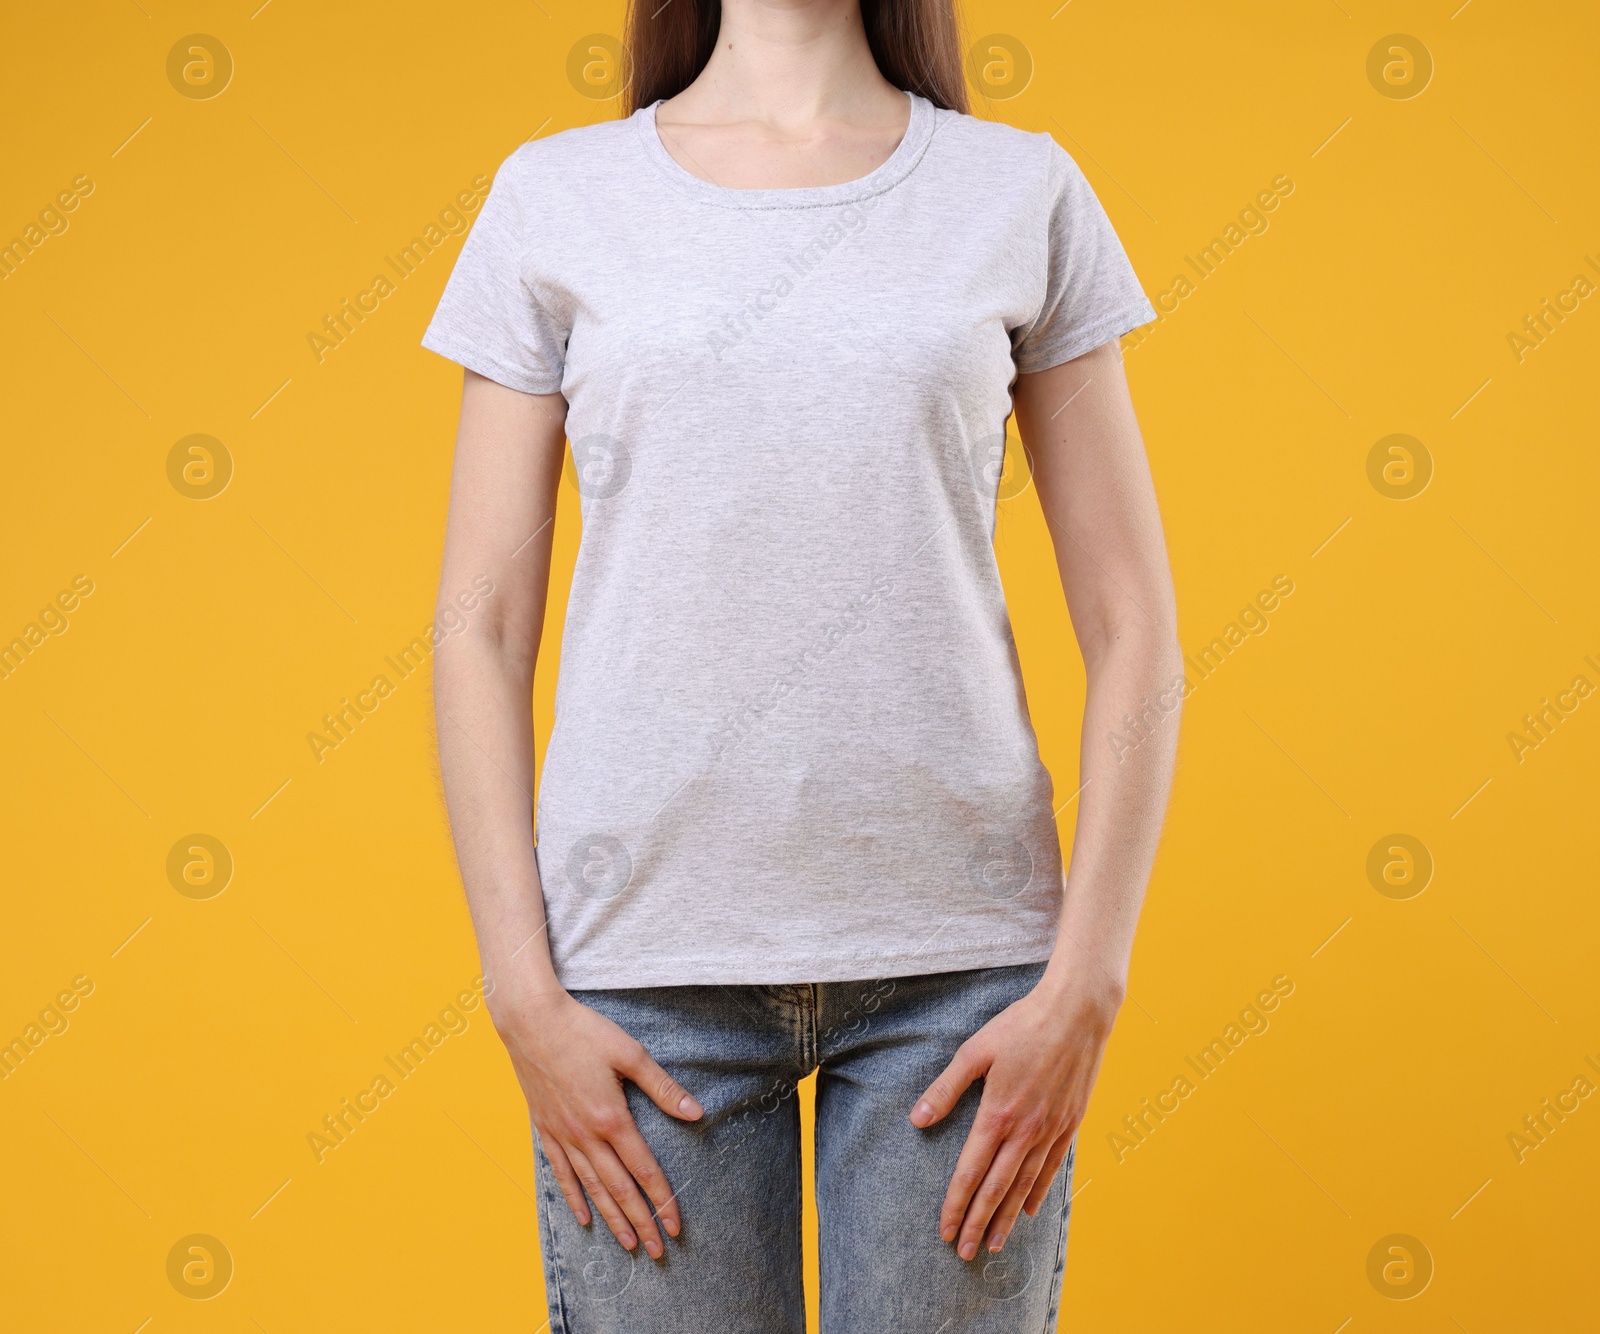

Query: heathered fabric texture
[422,92,1157,988]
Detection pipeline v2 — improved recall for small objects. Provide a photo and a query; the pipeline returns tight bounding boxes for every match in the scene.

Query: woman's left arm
[910,339,1183,1260]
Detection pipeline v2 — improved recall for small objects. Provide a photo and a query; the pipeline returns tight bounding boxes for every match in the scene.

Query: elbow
[431,605,537,698]
[1080,609,1182,680]
[1140,629,1187,692]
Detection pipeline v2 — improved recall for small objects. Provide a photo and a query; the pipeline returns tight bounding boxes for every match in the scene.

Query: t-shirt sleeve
[420,151,567,395]
[1011,139,1157,375]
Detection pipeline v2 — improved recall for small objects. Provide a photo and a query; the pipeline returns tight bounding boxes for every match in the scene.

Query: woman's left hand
[909,974,1122,1260]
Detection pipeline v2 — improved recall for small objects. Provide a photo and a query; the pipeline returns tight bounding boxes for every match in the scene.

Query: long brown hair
[624,0,969,115]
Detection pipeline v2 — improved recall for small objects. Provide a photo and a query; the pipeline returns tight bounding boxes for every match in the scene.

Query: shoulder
[922,107,1083,199]
[491,115,640,195]
[921,107,1074,209]
[927,108,1059,171]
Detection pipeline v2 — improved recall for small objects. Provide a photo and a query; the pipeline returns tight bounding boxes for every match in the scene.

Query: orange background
[2,2,1596,1329]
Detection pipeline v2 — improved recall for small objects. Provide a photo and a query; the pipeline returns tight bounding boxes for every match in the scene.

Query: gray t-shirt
[422,92,1157,988]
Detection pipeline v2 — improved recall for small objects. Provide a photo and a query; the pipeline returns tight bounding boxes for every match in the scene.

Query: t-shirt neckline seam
[635,92,939,211]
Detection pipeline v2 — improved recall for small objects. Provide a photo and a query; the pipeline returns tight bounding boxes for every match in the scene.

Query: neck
[674,0,899,126]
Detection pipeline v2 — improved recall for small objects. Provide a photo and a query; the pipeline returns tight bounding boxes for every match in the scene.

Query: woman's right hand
[495,989,703,1257]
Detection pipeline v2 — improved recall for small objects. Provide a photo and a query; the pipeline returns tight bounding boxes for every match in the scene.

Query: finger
[911,1041,989,1128]
[956,1135,1034,1262]
[985,1139,1050,1253]
[621,1043,703,1121]
[610,1122,683,1238]
[938,1107,1007,1245]
[540,1136,593,1226]
[1024,1132,1073,1216]
[582,1137,667,1259]
[565,1143,638,1252]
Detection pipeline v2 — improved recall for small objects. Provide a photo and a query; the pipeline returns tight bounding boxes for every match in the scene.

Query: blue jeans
[533,961,1075,1333]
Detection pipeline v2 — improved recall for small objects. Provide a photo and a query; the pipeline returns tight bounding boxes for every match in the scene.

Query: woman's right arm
[433,370,702,1260]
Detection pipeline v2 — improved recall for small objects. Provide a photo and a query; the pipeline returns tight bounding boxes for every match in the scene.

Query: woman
[422,0,1180,1328]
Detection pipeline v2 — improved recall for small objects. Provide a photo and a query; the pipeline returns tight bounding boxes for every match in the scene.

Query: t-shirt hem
[420,330,563,396]
[1013,298,1158,376]
[556,933,1061,991]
